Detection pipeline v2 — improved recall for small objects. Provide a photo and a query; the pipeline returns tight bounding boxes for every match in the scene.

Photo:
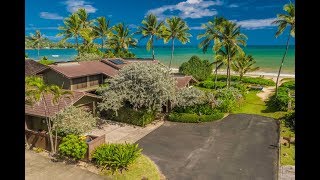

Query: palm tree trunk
[227,55,231,88]
[76,36,79,56]
[169,38,174,70]
[101,38,104,49]
[151,36,155,60]
[37,43,40,59]
[275,33,291,98]
[42,95,55,154]
[214,63,218,89]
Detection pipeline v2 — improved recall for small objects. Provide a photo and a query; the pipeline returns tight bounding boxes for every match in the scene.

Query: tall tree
[272,2,295,97]
[26,30,44,59]
[58,14,82,55]
[108,23,137,54]
[136,13,165,59]
[163,17,191,69]
[93,17,111,49]
[232,53,259,80]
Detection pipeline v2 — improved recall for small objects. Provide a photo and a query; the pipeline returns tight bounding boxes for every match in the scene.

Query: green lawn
[233,90,295,165]
[101,154,164,180]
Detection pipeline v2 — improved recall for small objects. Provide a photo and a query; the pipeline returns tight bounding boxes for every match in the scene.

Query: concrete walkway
[25,150,106,180]
[86,120,164,143]
[279,166,295,180]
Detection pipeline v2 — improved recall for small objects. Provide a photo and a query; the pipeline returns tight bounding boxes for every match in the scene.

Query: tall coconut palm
[272,2,295,97]
[163,17,191,69]
[213,20,247,88]
[26,30,44,59]
[93,17,111,49]
[77,8,93,28]
[232,53,259,81]
[58,14,82,55]
[108,23,137,54]
[136,14,165,59]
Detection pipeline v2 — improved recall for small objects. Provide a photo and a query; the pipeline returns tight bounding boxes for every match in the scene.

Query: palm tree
[93,17,111,49]
[213,20,247,88]
[58,14,81,55]
[26,30,44,59]
[108,23,137,54]
[163,17,191,69]
[136,14,165,59]
[77,8,93,28]
[232,53,259,81]
[272,2,295,97]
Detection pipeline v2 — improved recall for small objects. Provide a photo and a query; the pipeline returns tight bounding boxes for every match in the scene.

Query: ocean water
[25,45,295,74]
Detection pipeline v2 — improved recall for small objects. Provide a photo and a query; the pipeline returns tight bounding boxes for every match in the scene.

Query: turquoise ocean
[25,45,295,74]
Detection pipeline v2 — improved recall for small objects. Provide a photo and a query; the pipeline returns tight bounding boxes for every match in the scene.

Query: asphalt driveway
[137,114,279,180]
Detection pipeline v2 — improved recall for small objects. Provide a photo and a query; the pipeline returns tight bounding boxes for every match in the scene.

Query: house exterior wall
[43,69,71,89]
[74,96,99,116]
[71,74,103,91]
[25,115,48,131]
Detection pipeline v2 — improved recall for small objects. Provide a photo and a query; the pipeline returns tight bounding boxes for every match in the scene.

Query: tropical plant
[39,56,55,65]
[163,17,191,69]
[26,30,44,58]
[272,2,295,98]
[59,134,88,160]
[58,13,82,55]
[179,55,213,81]
[92,143,142,173]
[231,53,259,80]
[25,76,61,154]
[136,13,165,59]
[175,87,207,108]
[52,106,97,137]
[93,17,111,49]
[215,87,243,112]
[74,52,103,61]
[107,23,137,56]
[98,63,176,114]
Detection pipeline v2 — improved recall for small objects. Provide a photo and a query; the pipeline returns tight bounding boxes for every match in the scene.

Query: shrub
[283,111,295,130]
[179,55,213,81]
[74,52,103,61]
[52,106,97,137]
[267,87,292,111]
[212,75,275,86]
[175,87,207,107]
[280,80,295,90]
[198,80,226,89]
[172,104,215,115]
[92,143,142,172]
[199,112,224,122]
[231,83,248,96]
[168,113,199,123]
[39,56,55,65]
[59,135,88,160]
[215,87,243,113]
[103,107,156,127]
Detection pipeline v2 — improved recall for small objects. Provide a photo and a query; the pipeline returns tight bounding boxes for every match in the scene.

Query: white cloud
[190,26,204,30]
[147,0,223,20]
[64,0,97,13]
[128,24,138,29]
[40,12,63,20]
[228,4,239,8]
[25,27,59,30]
[235,18,277,30]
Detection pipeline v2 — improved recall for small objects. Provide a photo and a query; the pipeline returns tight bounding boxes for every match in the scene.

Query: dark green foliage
[215,87,243,113]
[102,107,156,127]
[168,111,224,123]
[231,83,248,96]
[280,80,295,90]
[212,75,275,86]
[179,56,213,81]
[267,87,293,111]
[172,104,215,115]
[283,111,295,130]
[168,113,200,123]
[198,80,226,89]
[92,143,142,172]
[58,135,88,160]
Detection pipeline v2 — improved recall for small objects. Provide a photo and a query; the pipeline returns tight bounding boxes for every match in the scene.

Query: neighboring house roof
[25,91,99,118]
[101,58,159,70]
[48,61,119,79]
[173,75,199,89]
[25,59,49,76]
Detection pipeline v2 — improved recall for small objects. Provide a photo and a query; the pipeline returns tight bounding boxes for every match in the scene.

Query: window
[72,77,87,89]
[89,75,100,86]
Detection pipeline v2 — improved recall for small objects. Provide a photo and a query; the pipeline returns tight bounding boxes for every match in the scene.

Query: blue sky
[25,0,295,46]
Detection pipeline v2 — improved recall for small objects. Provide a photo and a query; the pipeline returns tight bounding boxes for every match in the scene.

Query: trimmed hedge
[168,112,224,123]
[103,107,156,127]
[280,80,295,90]
[172,104,215,115]
[267,87,293,111]
[210,75,275,86]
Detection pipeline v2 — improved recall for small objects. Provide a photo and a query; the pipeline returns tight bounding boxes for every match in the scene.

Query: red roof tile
[25,59,49,76]
[25,91,98,118]
[48,61,119,79]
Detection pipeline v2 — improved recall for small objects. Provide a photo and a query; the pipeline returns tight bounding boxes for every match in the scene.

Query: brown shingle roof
[25,59,49,76]
[48,61,119,79]
[174,75,198,89]
[25,91,98,118]
[101,58,159,70]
